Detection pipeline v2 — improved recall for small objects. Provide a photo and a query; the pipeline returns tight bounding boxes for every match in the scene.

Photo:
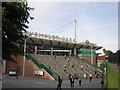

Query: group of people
[69,75,83,87]
[57,73,104,90]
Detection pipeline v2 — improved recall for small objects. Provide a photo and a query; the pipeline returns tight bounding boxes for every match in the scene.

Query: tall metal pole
[74,2,77,43]
[90,44,93,64]
[23,38,26,76]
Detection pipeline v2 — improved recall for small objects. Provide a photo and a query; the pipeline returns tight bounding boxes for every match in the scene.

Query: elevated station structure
[18,31,102,64]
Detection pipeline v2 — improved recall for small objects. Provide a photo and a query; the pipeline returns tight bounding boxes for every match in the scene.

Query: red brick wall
[79,57,97,64]
[6,61,17,74]
[97,56,105,61]
[6,55,54,80]
[24,59,53,80]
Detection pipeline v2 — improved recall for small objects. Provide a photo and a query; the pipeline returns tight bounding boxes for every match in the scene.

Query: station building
[18,31,102,64]
[4,32,102,80]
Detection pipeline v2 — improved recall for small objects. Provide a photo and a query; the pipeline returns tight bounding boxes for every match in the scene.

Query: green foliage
[100,63,105,69]
[103,49,113,56]
[106,63,119,88]
[2,2,33,61]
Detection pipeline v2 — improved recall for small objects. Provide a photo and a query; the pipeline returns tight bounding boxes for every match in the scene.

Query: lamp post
[23,36,27,76]
[90,43,93,64]
[85,40,93,64]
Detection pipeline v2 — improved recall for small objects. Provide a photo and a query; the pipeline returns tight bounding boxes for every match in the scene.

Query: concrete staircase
[31,54,100,80]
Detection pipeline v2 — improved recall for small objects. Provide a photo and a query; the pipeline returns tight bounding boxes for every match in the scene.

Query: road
[2,75,106,89]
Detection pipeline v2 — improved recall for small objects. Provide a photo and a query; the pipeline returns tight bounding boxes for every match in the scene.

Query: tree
[103,49,113,56]
[2,1,34,61]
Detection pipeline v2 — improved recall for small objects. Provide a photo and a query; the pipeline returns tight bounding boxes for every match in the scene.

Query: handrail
[74,56,104,72]
[25,55,54,79]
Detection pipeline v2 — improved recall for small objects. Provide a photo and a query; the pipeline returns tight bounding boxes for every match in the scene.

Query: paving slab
[2,75,106,89]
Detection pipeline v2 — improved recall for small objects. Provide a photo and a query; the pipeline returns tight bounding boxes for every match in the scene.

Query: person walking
[86,73,88,79]
[67,57,70,61]
[68,73,71,79]
[95,71,96,74]
[72,65,74,68]
[100,77,104,87]
[64,55,66,59]
[54,55,56,60]
[69,75,74,87]
[96,73,99,78]
[89,73,92,82]
[15,73,19,79]
[57,76,63,90]
[81,65,84,71]
[78,77,82,86]
[64,65,67,72]
[84,73,87,79]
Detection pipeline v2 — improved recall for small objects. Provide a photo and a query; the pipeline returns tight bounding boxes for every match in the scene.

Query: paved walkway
[2,75,106,88]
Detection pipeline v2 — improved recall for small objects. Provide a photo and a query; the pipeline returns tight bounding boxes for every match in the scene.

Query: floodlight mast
[74,3,77,43]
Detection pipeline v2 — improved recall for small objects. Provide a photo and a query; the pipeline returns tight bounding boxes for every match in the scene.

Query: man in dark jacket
[57,76,62,90]
[69,75,74,87]
[100,77,104,87]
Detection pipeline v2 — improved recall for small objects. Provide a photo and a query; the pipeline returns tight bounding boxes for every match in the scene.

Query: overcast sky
[27,0,118,54]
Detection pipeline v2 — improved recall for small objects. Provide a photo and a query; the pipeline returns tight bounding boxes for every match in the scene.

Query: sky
[27,0,118,54]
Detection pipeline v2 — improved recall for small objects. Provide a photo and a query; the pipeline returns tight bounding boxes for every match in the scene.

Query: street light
[90,43,93,64]
[85,40,93,64]
[22,35,27,76]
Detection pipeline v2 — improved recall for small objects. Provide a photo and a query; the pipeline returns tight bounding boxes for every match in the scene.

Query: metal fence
[25,55,58,80]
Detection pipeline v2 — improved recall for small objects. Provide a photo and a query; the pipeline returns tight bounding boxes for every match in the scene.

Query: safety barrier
[75,57,104,72]
[25,55,58,80]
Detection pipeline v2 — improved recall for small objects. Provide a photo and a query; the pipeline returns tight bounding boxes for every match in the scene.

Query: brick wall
[6,55,54,80]
[79,57,97,64]
[97,56,105,61]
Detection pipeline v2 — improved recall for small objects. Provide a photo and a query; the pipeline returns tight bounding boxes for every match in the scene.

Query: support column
[2,60,6,74]
[51,48,53,55]
[91,46,93,64]
[35,46,37,54]
[69,49,72,56]
[74,47,77,56]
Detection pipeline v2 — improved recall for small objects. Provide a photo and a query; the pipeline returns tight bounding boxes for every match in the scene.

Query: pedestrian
[16,73,19,79]
[69,75,74,87]
[54,55,56,60]
[100,77,104,87]
[95,71,96,74]
[86,73,88,79]
[57,76,63,90]
[81,65,84,71]
[103,66,106,75]
[72,65,74,68]
[64,65,67,72]
[64,55,66,59]
[78,77,82,86]
[84,73,87,79]
[69,73,71,79]
[67,62,70,67]
[96,73,99,78]
[89,73,92,82]
[67,57,70,61]
[75,74,79,79]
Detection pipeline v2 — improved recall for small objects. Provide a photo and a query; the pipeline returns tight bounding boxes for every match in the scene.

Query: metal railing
[25,55,58,80]
[74,56,104,72]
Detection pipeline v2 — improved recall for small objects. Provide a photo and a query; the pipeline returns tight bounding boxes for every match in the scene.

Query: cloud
[26,1,118,53]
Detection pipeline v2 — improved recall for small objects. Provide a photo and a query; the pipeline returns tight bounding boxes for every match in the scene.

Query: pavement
[2,75,106,89]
